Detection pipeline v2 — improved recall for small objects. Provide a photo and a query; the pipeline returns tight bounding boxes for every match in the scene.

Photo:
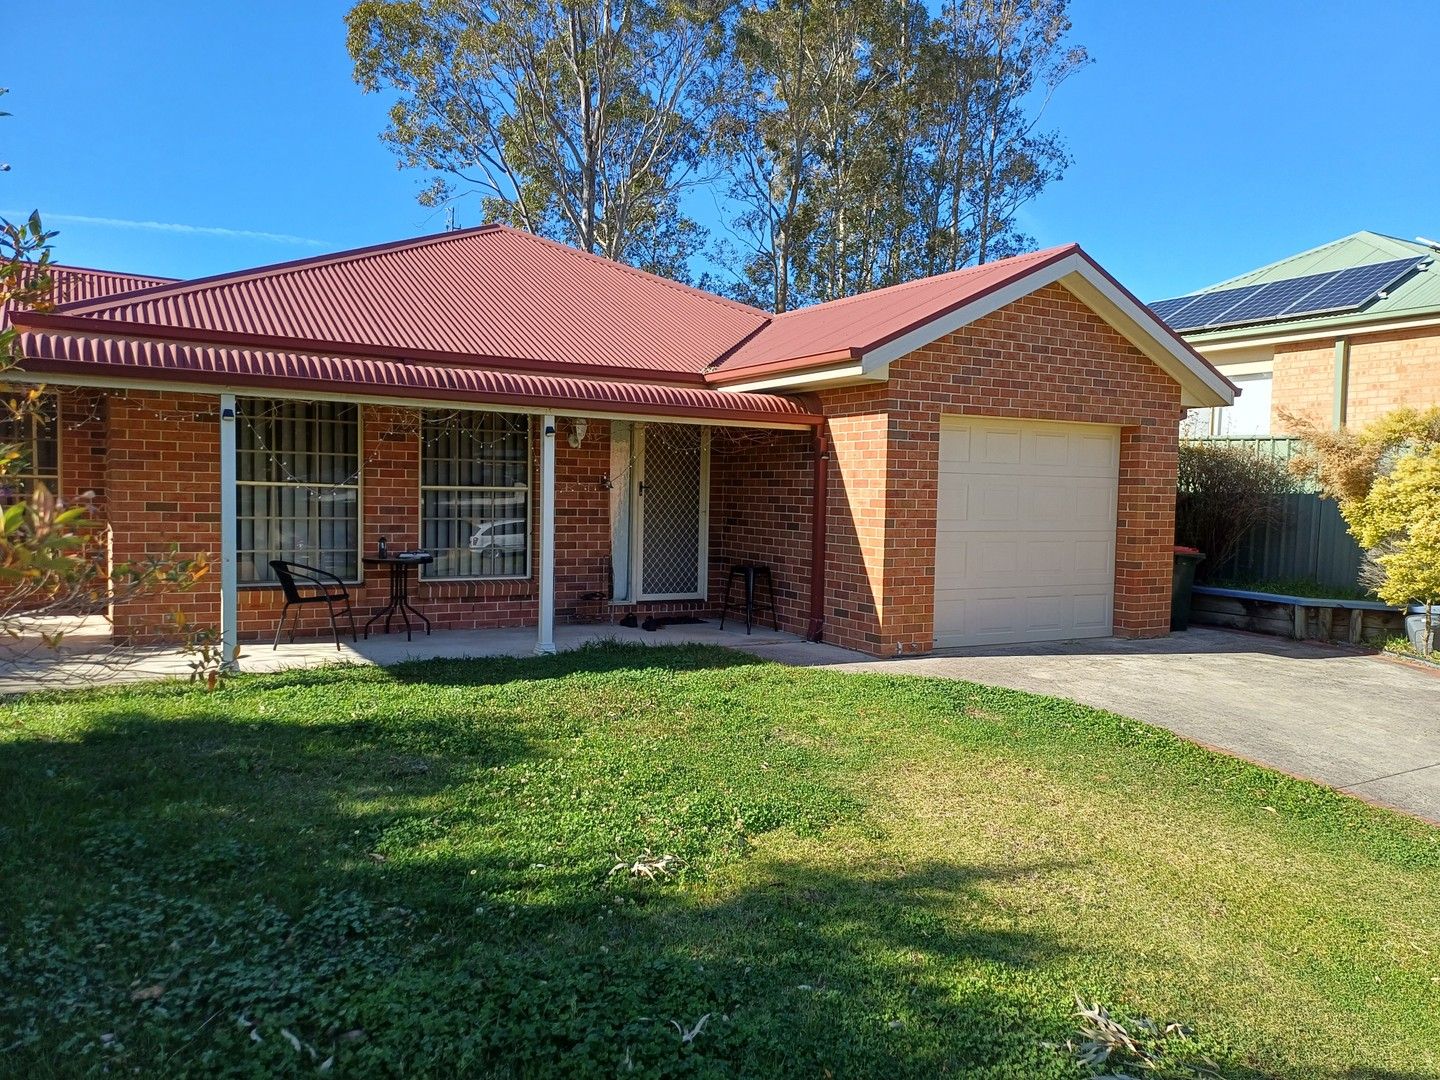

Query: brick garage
[13,229,1231,659]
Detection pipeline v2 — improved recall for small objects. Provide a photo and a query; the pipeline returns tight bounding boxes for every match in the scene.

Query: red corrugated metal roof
[42,225,768,380]
[12,232,1219,407]
[1,263,175,331]
[708,246,1076,378]
[16,329,821,427]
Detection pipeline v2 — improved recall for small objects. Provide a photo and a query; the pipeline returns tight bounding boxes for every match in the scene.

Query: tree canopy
[347,0,1087,307]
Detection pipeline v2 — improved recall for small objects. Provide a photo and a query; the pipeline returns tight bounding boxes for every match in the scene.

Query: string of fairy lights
[43,387,794,505]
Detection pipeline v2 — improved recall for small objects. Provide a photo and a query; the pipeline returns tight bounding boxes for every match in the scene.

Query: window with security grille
[237,400,359,584]
[0,392,58,503]
[637,424,709,598]
[420,411,530,580]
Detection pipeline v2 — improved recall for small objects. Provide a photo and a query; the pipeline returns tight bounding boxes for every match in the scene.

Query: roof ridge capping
[49,222,773,323]
[491,225,772,319]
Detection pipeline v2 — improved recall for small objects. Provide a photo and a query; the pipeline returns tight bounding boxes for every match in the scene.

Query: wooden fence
[1181,436,1365,591]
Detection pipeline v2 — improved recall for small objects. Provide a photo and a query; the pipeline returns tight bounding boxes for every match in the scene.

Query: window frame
[417,410,533,582]
[235,398,363,587]
[0,390,60,500]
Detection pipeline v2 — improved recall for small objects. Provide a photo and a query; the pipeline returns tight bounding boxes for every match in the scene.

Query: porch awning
[15,330,822,429]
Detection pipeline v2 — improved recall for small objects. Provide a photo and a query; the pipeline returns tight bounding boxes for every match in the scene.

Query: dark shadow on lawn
[0,696,1082,1076]
[379,639,770,689]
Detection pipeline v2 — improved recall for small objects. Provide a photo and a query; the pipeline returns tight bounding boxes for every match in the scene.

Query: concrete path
[0,616,807,695]
[754,628,1440,825]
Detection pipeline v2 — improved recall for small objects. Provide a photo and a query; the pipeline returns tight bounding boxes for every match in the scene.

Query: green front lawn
[2,646,1436,1077]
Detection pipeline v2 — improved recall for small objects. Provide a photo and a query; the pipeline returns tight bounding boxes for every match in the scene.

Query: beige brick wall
[1272,325,1440,431]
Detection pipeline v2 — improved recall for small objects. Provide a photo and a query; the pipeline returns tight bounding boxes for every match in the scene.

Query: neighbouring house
[1155,231,1440,437]
[6,227,1231,658]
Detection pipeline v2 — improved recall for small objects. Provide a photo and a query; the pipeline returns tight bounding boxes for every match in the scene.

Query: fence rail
[1181,436,1363,591]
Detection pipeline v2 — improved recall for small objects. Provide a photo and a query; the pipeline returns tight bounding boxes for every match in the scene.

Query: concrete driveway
[755,627,1440,824]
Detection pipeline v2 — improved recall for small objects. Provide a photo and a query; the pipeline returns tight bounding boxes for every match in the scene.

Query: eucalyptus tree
[718,0,1087,310]
[347,0,736,275]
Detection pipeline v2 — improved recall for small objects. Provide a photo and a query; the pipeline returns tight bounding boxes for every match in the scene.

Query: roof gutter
[705,347,862,385]
[15,333,823,430]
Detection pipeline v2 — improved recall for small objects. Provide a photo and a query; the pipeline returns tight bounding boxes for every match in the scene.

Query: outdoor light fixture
[568,418,589,448]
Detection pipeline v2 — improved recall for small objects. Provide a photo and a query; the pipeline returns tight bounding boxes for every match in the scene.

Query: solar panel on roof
[1204,271,1337,327]
[1280,257,1424,318]
[1150,255,1430,333]
[1162,283,1266,329]
[1147,296,1199,322]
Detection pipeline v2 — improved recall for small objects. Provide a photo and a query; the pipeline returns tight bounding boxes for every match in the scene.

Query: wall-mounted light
[568,417,589,448]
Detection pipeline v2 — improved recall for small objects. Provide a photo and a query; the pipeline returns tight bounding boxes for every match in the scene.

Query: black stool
[719,564,778,634]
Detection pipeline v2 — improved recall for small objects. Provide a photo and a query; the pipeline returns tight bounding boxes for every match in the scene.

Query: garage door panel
[982,429,1022,464]
[978,483,1020,523]
[934,417,1119,648]
[973,539,1019,576]
[1075,433,1119,470]
[1033,432,1069,466]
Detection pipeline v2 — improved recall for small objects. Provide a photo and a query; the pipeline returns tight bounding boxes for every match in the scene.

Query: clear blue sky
[4,1,1437,301]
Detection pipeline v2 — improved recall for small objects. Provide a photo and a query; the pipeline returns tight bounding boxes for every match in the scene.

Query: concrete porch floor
[0,616,849,695]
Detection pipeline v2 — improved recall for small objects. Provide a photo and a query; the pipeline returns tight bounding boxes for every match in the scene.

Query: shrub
[1175,443,1295,579]
[1287,409,1440,648]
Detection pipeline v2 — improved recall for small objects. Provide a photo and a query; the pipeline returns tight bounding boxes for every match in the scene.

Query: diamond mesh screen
[640,424,704,596]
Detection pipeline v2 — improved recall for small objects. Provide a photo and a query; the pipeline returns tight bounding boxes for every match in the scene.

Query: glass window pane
[236,399,359,583]
[420,411,530,580]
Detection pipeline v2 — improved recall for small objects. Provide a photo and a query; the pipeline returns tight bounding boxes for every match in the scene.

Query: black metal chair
[269,560,358,651]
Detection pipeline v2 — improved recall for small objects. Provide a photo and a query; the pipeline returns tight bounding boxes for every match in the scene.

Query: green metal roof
[1171,231,1440,343]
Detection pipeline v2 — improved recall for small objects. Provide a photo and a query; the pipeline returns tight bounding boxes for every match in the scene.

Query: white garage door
[934,416,1119,648]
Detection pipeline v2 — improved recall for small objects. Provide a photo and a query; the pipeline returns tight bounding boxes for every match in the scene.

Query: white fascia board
[858,252,1235,409]
[1192,312,1440,352]
[713,362,885,394]
[1208,358,1275,377]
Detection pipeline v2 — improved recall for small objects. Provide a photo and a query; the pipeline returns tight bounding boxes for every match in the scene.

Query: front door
[632,424,710,600]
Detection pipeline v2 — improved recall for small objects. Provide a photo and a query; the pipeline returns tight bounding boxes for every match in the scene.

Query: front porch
[18,385,828,669]
[0,615,849,694]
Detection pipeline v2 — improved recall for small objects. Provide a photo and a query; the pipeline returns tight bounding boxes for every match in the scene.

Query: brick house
[1156,232,1440,436]
[8,227,1231,659]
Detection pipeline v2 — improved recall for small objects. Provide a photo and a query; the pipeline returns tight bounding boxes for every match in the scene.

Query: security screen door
[633,424,710,600]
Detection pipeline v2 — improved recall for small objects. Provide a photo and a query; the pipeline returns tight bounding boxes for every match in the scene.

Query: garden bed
[1191,584,1404,643]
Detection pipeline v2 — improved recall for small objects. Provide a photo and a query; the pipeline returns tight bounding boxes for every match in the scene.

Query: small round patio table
[362,553,434,641]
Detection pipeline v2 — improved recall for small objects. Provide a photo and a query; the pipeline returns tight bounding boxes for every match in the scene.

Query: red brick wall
[59,389,108,512]
[105,391,222,643]
[709,428,813,635]
[815,389,891,652]
[59,277,1185,656]
[813,281,1182,653]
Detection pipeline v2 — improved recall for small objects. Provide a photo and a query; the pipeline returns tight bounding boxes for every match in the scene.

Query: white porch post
[218,394,239,669]
[536,413,557,655]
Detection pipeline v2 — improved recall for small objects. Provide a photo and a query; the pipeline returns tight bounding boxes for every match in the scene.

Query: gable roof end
[708,246,1234,408]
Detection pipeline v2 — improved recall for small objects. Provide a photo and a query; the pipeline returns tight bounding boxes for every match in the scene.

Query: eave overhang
[14,330,821,430]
